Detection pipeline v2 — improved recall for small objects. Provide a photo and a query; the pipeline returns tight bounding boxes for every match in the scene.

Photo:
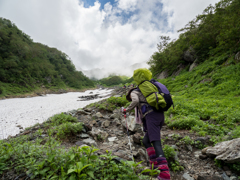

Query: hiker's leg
[145,112,170,180]
[152,140,165,157]
[143,134,157,168]
[142,133,152,148]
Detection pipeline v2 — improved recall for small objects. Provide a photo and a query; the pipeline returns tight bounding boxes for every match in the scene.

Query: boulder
[183,47,196,62]
[133,133,142,144]
[82,138,98,147]
[235,52,240,62]
[112,118,121,126]
[157,70,168,79]
[89,127,109,140]
[110,113,119,119]
[189,61,198,71]
[95,112,103,118]
[205,138,240,163]
[102,120,111,128]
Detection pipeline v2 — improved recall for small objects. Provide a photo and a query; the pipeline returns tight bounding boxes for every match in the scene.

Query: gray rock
[189,61,198,71]
[78,133,89,139]
[103,116,110,119]
[194,151,202,159]
[95,112,103,118]
[183,173,194,180]
[230,175,238,180]
[183,47,196,62]
[202,147,211,155]
[102,120,111,128]
[77,109,91,115]
[221,172,230,180]
[225,171,232,176]
[235,52,240,61]
[75,141,84,146]
[186,145,193,152]
[206,138,240,163]
[82,108,93,112]
[112,118,121,126]
[199,154,208,160]
[110,113,119,119]
[157,70,168,79]
[108,137,118,142]
[133,133,142,144]
[82,138,97,147]
[89,127,109,140]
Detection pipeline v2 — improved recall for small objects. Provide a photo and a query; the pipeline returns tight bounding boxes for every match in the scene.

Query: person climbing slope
[122,68,171,180]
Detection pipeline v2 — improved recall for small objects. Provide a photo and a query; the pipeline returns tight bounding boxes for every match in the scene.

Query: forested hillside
[148,0,240,77]
[97,75,133,87]
[0,18,94,97]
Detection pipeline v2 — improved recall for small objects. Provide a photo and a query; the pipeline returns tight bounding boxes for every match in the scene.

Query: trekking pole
[122,108,134,161]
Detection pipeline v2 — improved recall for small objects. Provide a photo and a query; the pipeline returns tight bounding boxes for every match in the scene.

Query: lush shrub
[163,145,184,172]
[168,116,203,130]
[231,126,240,139]
[55,122,83,138]
[47,113,78,126]
[107,96,129,107]
[0,136,149,179]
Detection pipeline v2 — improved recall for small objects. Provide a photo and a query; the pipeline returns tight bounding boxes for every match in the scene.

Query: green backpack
[133,68,167,110]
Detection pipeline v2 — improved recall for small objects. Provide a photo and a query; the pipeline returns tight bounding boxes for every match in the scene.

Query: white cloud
[0,0,221,79]
[161,0,220,37]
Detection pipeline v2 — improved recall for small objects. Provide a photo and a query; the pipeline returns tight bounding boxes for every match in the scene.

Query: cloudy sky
[0,0,220,78]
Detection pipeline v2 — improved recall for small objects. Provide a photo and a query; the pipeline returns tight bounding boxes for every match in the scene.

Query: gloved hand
[121,107,127,114]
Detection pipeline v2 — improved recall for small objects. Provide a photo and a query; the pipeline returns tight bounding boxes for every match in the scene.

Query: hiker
[122,69,171,180]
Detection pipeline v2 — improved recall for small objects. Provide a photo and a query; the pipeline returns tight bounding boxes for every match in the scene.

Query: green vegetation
[146,0,240,145]
[87,95,130,112]
[96,75,134,87]
[0,137,151,179]
[0,113,152,179]
[147,0,240,173]
[161,56,240,143]
[0,18,94,98]
[148,0,240,76]
[163,145,184,172]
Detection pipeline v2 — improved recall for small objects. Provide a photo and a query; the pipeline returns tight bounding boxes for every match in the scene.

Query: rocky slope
[2,87,240,180]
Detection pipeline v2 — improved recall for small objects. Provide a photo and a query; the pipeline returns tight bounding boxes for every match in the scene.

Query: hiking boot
[156,157,171,180]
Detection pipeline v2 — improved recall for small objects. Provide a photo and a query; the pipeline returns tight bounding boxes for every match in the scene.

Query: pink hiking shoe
[156,157,171,180]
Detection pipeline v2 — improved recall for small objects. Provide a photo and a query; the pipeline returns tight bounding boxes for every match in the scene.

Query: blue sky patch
[81,0,116,9]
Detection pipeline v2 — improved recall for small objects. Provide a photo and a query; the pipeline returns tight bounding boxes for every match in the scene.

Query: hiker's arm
[125,92,139,112]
